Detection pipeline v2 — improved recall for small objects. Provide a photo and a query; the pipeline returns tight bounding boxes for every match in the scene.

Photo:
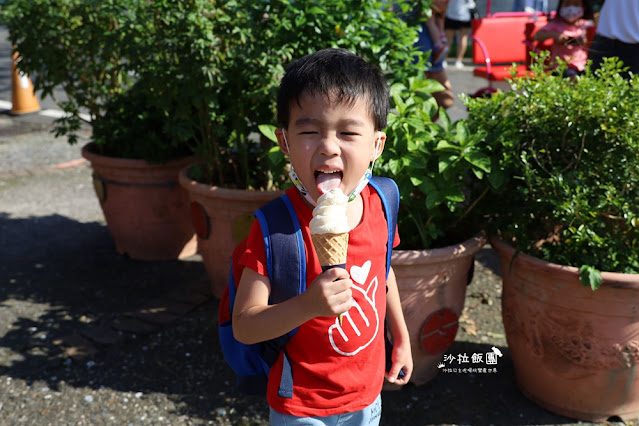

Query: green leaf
[464,151,491,173]
[444,187,465,202]
[410,176,423,187]
[455,121,470,145]
[258,124,278,143]
[418,178,437,194]
[435,140,461,152]
[579,265,603,291]
[438,154,457,173]
[308,6,326,15]
[388,158,402,175]
[426,190,444,209]
[438,108,451,130]
[267,145,284,163]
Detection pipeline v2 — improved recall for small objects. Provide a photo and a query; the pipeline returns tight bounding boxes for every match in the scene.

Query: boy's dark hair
[555,0,594,20]
[277,48,389,131]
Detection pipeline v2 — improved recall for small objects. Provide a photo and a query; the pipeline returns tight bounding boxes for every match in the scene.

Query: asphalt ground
[0,27,629,425]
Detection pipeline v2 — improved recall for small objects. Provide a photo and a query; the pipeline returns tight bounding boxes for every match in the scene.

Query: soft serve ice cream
[310,188,350,325]
[310,188,350,236]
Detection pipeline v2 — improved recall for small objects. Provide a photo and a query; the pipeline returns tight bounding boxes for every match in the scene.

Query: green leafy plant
[0,0,193,163]
[182,0,431,190]
[375,77,497,250]
[3,0,434,187]
[465,54,639,289]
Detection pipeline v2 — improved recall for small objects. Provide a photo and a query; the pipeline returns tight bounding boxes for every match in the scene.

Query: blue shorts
[269,394,382,426]
[415,23,445,73]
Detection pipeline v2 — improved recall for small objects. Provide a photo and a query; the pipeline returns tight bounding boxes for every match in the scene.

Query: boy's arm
[232,267,353,345]
[385,266,413,384]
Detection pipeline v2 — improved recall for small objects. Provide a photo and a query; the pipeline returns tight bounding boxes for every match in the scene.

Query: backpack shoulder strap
[254,193,306,399]
[369,176,399,279]
[255,194,307,304]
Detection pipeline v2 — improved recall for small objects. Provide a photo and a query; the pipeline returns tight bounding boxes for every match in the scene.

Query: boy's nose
[319,135,340,156]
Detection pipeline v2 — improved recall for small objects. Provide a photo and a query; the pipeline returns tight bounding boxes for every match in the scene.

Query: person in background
[444,0,475,68]
[533,0,594,77]
[425,4,448,63]
[513,0,549,13]
[415,0,455,110]
[588,0,639,77]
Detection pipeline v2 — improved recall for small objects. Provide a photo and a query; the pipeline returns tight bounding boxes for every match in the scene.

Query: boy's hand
[386,337,413,385]
[304,267,353,318]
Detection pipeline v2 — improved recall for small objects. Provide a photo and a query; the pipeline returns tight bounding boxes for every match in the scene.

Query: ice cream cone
[312,232,349,270]
[311,232,348,325]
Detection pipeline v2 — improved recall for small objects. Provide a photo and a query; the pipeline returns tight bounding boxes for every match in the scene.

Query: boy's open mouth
[315,170,343,194]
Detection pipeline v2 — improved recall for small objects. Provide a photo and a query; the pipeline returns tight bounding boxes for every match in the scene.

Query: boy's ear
[275,128,290,156]
[372,132,386,161]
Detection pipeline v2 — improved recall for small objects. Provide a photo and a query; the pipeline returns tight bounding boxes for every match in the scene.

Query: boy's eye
[340,131,362,138]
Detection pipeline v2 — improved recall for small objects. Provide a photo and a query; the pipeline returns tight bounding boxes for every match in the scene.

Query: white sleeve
[596,0,639,44]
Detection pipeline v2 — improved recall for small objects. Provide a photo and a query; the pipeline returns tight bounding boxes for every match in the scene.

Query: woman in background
[444,0,475,69]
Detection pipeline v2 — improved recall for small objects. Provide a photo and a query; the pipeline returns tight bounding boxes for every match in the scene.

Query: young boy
[232,48,413,423]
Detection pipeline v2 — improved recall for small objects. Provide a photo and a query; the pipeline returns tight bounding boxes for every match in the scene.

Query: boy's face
[276,92,385,204]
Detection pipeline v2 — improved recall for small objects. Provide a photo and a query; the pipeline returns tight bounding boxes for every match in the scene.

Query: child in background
[533,0,594,77]
[232,48,412,424]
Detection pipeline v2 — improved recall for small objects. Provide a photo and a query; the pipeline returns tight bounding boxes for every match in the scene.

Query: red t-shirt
[238,184,399,417]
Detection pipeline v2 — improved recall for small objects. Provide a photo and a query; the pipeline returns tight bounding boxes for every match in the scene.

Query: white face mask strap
[282,128,290,153]
[282,128,316,205]
[347,132,380,202]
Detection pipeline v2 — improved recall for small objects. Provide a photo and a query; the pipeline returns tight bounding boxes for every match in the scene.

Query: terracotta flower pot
[81,143,197,261]
[178,167,283,298]
[387,233,487,388]
[491,236,639,422]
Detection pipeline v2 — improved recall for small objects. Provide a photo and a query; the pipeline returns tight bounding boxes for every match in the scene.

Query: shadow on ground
[0,213,244,422]
[0,213,592,424]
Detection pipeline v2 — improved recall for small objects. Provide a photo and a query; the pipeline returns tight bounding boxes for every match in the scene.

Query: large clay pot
[178,167,282,298]
[491,236,639,422]
[388,233,486,387]
[81,143,197,261]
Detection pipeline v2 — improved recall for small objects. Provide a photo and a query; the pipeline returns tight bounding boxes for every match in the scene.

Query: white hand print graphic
[328,260,380,356]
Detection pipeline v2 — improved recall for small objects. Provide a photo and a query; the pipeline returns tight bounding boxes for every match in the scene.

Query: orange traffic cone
[11,51,41,115]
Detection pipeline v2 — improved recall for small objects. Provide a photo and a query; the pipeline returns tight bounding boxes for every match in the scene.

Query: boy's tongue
[316,172,342,195]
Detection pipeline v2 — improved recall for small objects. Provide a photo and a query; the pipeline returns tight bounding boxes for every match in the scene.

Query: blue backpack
[218,177,400,397]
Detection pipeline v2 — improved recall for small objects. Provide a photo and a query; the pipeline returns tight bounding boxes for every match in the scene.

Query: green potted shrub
[368,75,497,386]
[174,0,438,297]
[465,55,639,422]
[0,0,198,260]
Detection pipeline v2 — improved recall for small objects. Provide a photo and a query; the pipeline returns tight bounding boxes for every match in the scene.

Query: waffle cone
[312,233,349,267]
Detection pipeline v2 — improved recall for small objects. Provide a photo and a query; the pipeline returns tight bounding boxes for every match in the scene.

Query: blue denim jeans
[269,394,381,426]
